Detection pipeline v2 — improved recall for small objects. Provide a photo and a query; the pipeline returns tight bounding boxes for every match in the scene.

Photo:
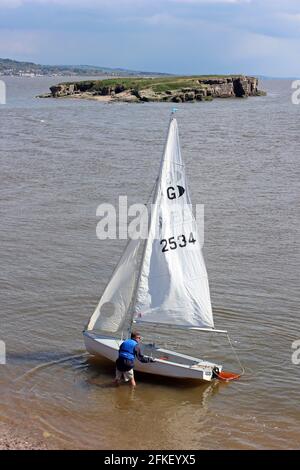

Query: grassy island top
[61,75,248,92]
[46,74,264,102]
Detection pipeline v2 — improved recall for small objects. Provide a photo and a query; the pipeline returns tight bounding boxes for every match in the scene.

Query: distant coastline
[0,57,169,78]
[39,75,266,103]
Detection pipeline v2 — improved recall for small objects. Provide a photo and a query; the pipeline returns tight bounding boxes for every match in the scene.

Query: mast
[126,111,176,335]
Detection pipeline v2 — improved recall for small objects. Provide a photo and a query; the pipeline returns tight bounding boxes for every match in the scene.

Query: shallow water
[0,77,299,449]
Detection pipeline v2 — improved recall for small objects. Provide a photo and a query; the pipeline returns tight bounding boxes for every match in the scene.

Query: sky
[0,0,300,76]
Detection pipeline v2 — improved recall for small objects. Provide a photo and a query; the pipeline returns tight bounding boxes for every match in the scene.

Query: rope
[213,334,245,381]
[227,333,245,376]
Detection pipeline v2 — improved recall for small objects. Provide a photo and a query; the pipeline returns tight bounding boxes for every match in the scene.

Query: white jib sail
[133,117,214,329]
[87,237,141,332]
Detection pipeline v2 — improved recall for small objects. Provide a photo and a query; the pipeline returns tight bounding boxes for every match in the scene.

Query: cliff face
[45,76,265,103]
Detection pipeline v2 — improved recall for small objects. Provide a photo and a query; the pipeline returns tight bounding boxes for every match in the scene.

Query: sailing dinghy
[83,114,241,382]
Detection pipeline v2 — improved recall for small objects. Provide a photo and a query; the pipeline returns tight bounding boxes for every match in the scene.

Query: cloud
[0,29,38,55]
[0,0,23,6]
[1,0,300,76]
[0,0,137,6]
[280,13,300,22]
[171,0,250,3]
[0,0,251,7]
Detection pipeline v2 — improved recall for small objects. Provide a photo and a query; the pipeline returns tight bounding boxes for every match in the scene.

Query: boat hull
[83,331,222,382]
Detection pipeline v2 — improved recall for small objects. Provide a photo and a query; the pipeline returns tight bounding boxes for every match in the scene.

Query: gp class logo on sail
[161,182,197,253]
[166,185,185,200]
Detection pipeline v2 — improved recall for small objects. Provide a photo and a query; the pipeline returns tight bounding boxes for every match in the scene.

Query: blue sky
[0,0,300,76]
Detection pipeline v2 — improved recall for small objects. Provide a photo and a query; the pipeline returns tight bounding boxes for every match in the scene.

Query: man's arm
[134,344,155,363]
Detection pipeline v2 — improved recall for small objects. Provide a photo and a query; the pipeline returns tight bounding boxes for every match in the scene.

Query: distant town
[0,58,168,78]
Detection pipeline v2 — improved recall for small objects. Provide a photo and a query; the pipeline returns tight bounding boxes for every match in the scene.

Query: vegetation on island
[42,75,266,102]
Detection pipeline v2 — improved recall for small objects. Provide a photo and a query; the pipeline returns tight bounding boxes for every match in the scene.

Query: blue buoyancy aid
[119,339,138,361]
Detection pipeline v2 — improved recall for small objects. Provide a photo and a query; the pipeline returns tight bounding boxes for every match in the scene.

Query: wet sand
[0,422,48,450]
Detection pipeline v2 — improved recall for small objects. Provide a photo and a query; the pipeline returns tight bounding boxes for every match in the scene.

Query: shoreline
[0,421,49,450]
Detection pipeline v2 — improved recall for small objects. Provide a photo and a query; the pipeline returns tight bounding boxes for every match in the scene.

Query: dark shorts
[116,357,134,372]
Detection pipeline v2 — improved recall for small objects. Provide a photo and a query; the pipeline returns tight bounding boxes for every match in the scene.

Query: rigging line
[226,333,245,378]
[145,178,158,205]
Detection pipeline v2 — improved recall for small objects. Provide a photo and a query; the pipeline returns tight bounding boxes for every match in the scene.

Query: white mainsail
[133,117,214,329]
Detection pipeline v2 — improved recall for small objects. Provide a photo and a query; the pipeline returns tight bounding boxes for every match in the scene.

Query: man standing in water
[114,331,155,387]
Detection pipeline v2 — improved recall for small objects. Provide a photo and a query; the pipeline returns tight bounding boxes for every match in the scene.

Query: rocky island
[40,75,265,103]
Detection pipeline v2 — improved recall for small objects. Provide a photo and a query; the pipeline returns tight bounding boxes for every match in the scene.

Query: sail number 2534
[160,233,196,252]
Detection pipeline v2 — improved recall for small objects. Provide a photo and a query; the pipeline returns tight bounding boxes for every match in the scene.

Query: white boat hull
[83,331,222,382]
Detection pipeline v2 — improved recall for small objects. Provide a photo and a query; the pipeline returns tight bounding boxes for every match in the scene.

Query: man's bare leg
[113,370,122,386]
[130,377,136,387]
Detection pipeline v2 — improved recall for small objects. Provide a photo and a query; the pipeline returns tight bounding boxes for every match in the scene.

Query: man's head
[131,331,142,342]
